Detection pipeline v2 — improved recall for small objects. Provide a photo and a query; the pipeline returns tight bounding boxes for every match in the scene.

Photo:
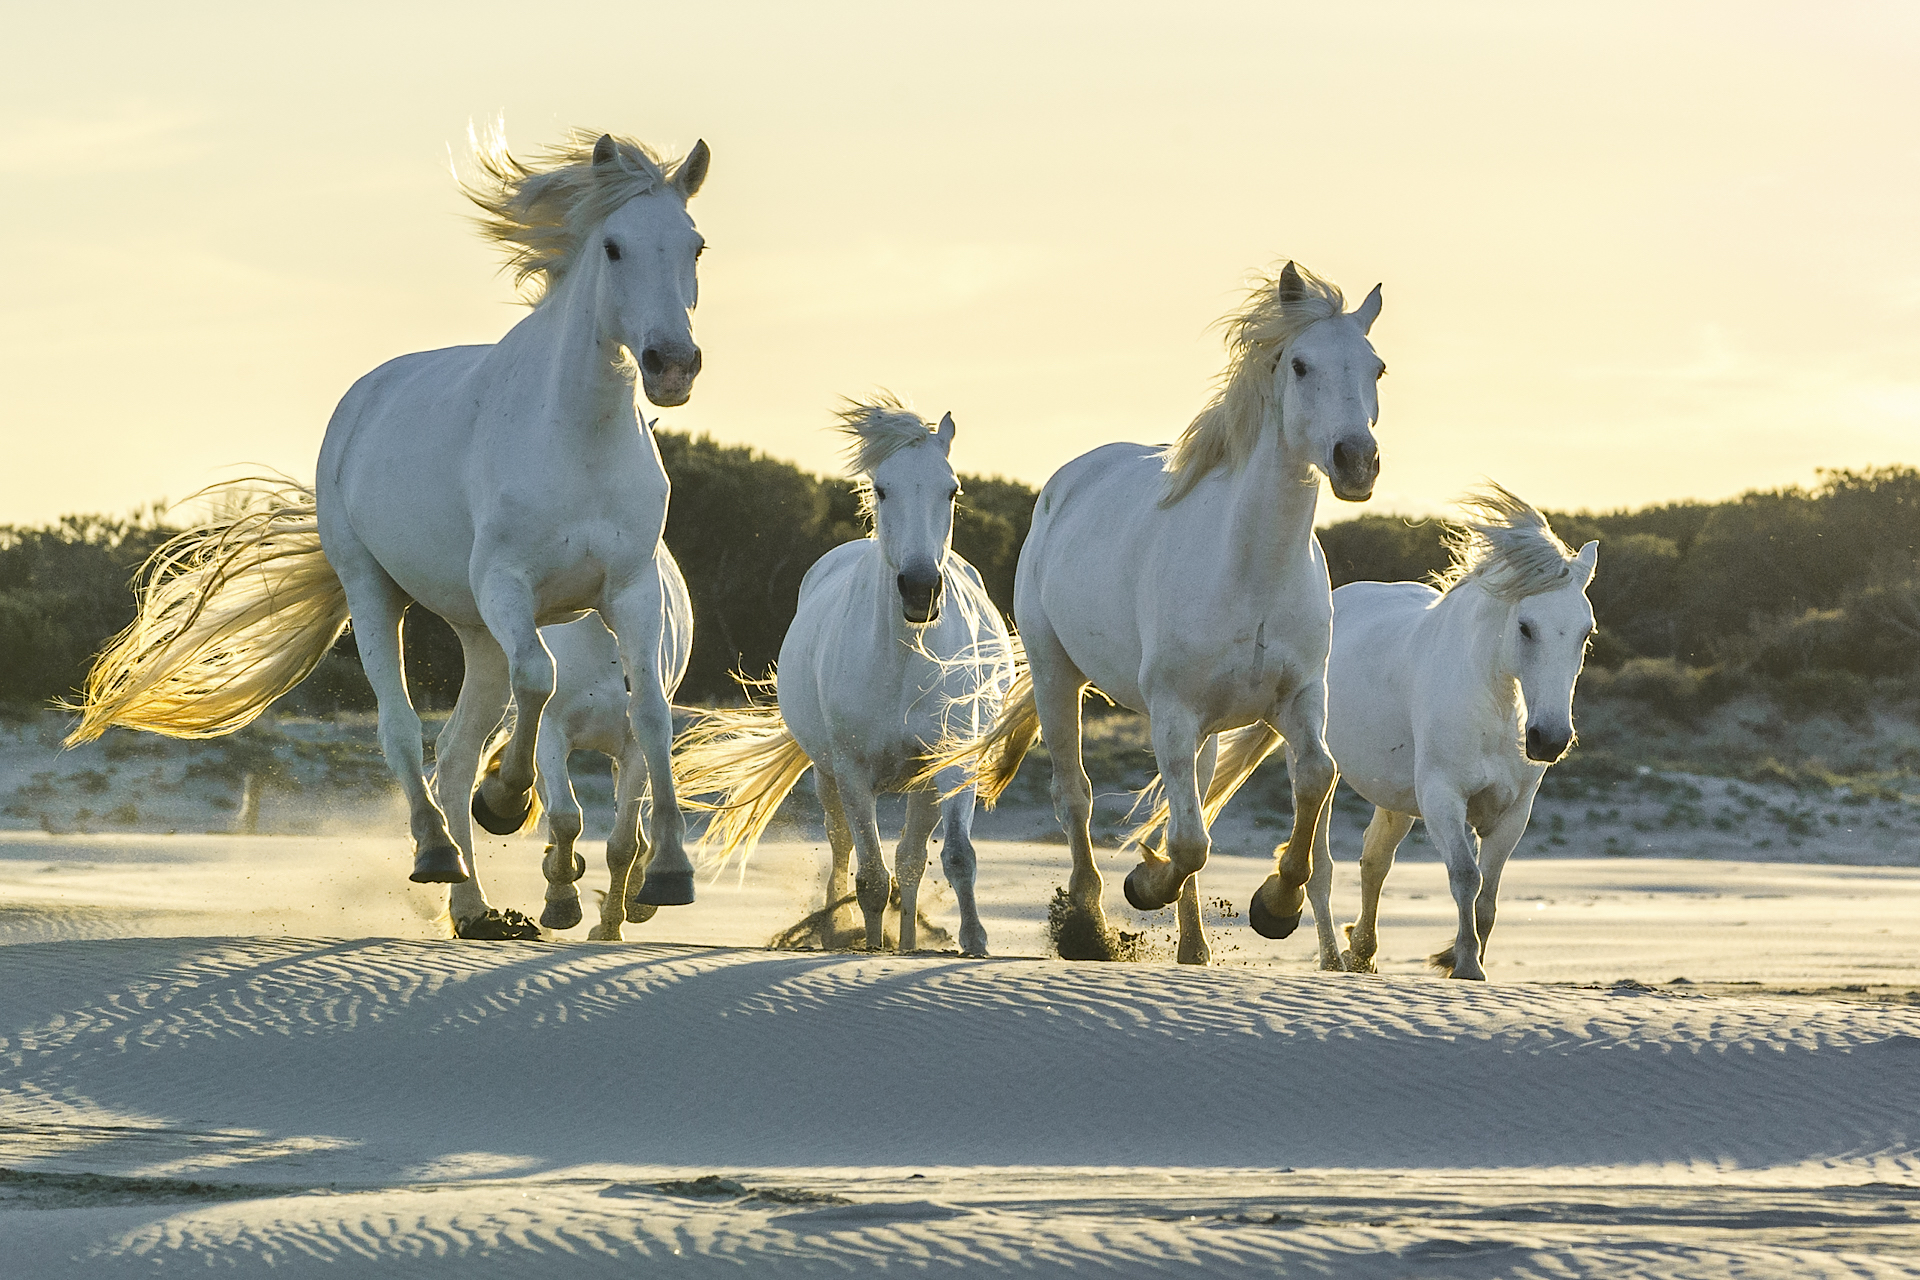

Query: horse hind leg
[589,738,652,941]
[1344,808,1414,974]
[534,721,586,932]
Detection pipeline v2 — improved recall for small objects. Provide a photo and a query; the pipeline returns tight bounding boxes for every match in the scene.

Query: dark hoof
[1122,863,1170,911]
[410,844,472,884]
[540,897,583,931]
[472,785,533,836]
[454,908,542,940]
[632,869,695,907]
[1248,890,1302,940]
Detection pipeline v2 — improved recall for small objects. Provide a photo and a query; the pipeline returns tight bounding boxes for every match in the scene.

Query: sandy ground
[3,828,1920,1277]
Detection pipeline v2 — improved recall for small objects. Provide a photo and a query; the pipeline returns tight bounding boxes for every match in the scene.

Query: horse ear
[591,134,620,170]
[1575,540,1599,578]
[1277,261,1308,306]
[1352,284,1383,334]
[674,139,711,198]
[936,412,956,452]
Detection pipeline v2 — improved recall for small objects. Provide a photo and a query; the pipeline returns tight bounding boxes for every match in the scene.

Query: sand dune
[3,831,1919,1275]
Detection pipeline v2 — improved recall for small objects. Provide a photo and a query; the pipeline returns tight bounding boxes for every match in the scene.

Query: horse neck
[1432,582,1522,720]
[1220,405,1322,574]
[505,263,639,434]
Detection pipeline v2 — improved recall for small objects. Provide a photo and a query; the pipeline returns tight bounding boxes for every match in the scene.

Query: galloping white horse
[480,556,692,940]
[1135,487,1596,978]
[676,400,1013,955]
[940,263,1385,963]
[67,129,711,935]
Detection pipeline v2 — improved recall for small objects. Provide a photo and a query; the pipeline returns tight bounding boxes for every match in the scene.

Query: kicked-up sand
[2,829,1918,1276]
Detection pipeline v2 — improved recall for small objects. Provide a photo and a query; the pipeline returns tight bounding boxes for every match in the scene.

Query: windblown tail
[65,480,349,746]
[1124,722,1285,851]
[913,638,1039,808]
[675,675,814,870]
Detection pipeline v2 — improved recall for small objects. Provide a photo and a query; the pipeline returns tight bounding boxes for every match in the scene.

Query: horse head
[590,134,710,407]
[870,412,960,626]
[1508,540,1599,763]
[1274,263,1384,502]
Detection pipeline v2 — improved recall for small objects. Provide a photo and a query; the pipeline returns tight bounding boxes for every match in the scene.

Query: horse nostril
[640,347,666,375]
[687,348,702,376]
[1526,726,1541,752]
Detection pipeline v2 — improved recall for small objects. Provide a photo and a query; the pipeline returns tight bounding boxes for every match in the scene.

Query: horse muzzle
[1525,724,1572,763]
[638,341,703,407]
[1328,436,1380,502]
[898,567,943,626]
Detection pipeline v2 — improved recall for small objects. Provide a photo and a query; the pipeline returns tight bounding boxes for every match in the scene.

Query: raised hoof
[632,869,695,907]
[1247,889,1302,940]
[540,896,583,931]
[471,785,534,836]
[454,908,542,941]
[1122,862,1173,911]
[625,900,660,925]
[410,844,472,884]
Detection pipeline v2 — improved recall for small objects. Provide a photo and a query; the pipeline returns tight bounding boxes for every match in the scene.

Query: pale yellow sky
[3,1,1917,526]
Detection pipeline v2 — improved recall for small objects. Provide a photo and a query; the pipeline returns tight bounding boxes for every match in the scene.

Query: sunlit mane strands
[834,394,946,519]
[1433,483,1578,602]
[1160,265,1347,506]
[461,123,689,305]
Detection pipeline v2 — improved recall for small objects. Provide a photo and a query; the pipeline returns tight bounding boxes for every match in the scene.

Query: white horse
[938,262,1384,964]
[1134,487,1596,978]
[67,129,711,936]
[676,399,1013,955]
[479,554,692,940]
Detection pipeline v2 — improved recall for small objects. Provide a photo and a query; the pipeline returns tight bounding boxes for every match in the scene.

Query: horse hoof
[471,785,533,836]
[1247,890,1301,940]
[410,844,472,884]
[625,900,660,925]
[453,908,542,941]
[540,898,583,931]
[632,869,694,907]
[1122,863,1170,911]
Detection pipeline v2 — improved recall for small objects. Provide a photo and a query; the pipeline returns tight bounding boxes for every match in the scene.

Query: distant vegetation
[3,447,1916,740]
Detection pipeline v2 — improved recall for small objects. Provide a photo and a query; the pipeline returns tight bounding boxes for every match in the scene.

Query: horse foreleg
[471,582,549,839]
[603,581,691,907]
[893,789,940,953]
[1306,794,1342,971]
[332,555,466,883]
[829,767,891,950]
[1250,685,1337,941]
[1467,793,1537,969]
[937,776,988,957]
[437,627,512,928]
[1127,704,1207,912]
[1344,808,1414,973]
[534,715,586,932]
[1418,787,1485,980]
[1172,735,1217,965]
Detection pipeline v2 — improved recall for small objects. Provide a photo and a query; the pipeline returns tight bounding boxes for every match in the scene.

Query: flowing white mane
[461,122,695,305]
[1434,484,1579,602]
[1160,263,1348,506]
[834,395,945,521]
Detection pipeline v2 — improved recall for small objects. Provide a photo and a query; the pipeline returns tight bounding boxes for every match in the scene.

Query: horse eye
[874,488,887,501]
[1291,358,1308,378]
[1519,622,1535,641]
[948,488,959,501]
[604,240,622,262]
[695,244,706,258]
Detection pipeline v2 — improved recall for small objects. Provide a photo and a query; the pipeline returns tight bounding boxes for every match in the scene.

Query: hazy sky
[3,1,1917,526]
